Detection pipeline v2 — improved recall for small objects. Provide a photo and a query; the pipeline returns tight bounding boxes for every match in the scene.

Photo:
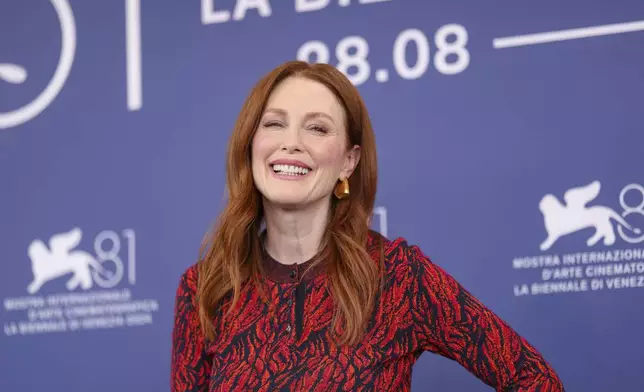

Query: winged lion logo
[26,227,113,294]
[539,181,641,251]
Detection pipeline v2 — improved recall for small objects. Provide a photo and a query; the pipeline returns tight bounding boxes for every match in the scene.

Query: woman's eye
[263,121,282,128]
[310,125,328,134]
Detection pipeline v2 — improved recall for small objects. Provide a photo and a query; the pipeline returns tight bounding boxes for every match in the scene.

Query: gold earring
[334,178,350,199]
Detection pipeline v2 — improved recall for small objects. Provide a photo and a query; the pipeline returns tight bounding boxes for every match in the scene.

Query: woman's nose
[280,127,303,152]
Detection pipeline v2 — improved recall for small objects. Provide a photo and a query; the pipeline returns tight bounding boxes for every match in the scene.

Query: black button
[289,270,296,278]
[288,299,293,306]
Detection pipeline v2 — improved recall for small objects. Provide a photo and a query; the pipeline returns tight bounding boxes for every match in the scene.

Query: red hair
[197,60,383,346]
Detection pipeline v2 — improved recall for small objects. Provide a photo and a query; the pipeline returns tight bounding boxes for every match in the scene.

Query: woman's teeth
[272,164,310,176]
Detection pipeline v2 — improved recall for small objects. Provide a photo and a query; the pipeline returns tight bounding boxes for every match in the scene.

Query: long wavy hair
[196,60,383,346]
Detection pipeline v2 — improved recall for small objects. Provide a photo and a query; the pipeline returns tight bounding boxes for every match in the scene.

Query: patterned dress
[171,231,565,391]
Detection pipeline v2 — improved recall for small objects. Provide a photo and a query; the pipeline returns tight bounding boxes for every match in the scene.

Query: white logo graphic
[26,227,135,294]
[26,228,115,294]
[2,227,160,337]
[539,180,642,251]
[0,0,76,129]
[372,206,388,237]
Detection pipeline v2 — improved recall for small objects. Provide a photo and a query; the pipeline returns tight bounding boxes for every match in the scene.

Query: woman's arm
[408,245,565,391]
[171,265,212,392]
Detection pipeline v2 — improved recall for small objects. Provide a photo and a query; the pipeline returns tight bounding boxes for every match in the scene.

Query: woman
[171,60,565,391]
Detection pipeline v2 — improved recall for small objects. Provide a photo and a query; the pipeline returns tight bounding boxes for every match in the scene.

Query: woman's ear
[341,145,361,179]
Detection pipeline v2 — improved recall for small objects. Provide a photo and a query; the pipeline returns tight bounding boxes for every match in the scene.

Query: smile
[271,164,311,176]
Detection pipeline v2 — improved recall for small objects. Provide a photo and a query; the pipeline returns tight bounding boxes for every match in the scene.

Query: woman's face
[251,76,360,209]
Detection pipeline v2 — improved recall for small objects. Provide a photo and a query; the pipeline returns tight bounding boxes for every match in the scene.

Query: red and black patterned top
[171,231,564,391]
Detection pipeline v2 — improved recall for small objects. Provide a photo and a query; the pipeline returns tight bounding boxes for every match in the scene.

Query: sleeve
[171,265,212,392]
[407,245,565,392]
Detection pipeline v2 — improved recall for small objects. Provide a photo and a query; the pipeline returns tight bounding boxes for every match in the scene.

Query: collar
[257,229,385,284]
[259,237,327,284]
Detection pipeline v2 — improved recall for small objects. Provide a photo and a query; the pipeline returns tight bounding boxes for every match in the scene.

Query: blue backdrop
[2,1,643,390]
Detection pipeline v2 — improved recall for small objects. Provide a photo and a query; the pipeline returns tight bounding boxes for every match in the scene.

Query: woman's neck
[262,198,330,265]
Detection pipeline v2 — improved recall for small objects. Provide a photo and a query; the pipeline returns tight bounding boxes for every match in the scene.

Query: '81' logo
[617,184,644,244]
[26,228,136,294]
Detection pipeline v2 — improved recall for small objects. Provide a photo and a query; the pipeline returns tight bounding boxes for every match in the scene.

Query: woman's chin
[265,196,308,209]
[263,193,326,211]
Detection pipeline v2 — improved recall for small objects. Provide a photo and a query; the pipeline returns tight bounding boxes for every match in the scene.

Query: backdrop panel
[2,1,643,391]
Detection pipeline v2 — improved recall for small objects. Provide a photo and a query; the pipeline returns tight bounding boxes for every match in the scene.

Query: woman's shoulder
[368,231,460,296]
[366,230,431,271]
[175,260,202,298]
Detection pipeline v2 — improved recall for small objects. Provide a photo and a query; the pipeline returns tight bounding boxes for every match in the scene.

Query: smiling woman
[170,60,566,392]
[252,76,361,211]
